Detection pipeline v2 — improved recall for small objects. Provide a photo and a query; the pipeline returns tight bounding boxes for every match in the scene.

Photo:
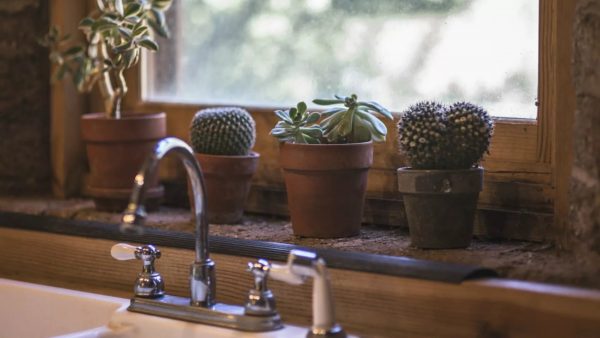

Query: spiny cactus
[398,101,447,169]
[398,101,493,169]
[190,107,256,156]
[444,102,494,169]
[270,102,322,144]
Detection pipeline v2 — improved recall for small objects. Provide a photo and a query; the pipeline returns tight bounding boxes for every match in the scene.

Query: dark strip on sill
[0,211,497,283]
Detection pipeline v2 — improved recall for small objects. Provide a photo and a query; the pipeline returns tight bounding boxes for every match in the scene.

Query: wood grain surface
[1,228,598,338]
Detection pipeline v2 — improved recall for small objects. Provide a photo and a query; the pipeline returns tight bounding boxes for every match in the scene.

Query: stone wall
[0,0,50,193]
[570,0,600,276]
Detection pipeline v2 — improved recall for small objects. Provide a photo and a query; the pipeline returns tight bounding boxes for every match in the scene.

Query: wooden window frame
[51,0,576,242]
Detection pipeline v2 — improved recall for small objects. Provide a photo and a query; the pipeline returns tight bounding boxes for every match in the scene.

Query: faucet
[113,137,347,336]
[115,137,281,332]
[120,137,215,307]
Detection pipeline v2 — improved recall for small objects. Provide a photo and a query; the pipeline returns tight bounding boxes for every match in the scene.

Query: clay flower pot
[397,167,483,249]
[81,112,166,212]
[194,152,260,224]
[279,141,373,238]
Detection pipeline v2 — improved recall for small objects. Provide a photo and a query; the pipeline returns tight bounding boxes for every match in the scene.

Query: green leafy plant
[270,102,322,144]
[39,0,172,119]
[270,94,392,144]
[398,101,494,169]
[190,107,256,156]
[313,94,393,143]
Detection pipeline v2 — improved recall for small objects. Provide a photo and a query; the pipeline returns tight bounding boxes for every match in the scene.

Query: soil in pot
[194,152,259,224]
[397,167,483,249]
[279,142,373,238]
[81,112,166,212]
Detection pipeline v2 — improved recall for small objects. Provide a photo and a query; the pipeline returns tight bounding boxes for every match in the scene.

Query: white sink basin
[0,278,127,338]
[105,310,309,338]
[0,278,350,338]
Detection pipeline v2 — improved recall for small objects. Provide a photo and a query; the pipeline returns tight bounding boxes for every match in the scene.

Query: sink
[105,310,310,338]
[0,278,349,338]
[0,278,127,338]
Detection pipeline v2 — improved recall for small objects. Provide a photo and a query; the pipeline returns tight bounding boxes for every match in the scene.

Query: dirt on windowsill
[0,195,597,289]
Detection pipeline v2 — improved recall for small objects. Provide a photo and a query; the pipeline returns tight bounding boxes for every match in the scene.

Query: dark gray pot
[397,167,483,249]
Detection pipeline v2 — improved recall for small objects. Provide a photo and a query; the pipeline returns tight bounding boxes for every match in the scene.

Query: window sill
[0,195,596,289]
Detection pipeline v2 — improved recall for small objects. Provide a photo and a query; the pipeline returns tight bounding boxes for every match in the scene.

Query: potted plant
[40,0,172,211]
[397,101,494,249]
[190,107,259,224]
[270,95,392,238]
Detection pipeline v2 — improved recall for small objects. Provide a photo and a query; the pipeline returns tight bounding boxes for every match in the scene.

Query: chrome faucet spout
[121,137,215,307]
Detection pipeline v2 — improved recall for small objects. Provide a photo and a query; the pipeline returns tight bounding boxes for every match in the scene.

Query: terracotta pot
[279,142,373,238]
[194,152,259,224]
[81,112,166,212]
[397,167,483,249]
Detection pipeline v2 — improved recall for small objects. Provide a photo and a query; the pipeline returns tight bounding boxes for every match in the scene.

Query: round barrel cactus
[398,101,493,169]
[190,107,256,156]
[397,101,447,169]
[444,102,494,169]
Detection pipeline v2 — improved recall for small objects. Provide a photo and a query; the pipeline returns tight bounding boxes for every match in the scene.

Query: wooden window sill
[0,195,596,289]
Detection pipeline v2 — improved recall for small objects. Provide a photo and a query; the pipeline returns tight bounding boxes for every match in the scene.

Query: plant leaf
[124,2,142,17]
[137,36,158,51]
[313,98,344,106]
[303,135,320,144]
[358,101,393,119]
[64,46,83,56]
[356,109,388,136]
[275,110,293,124]
[300,127,322,138]
[297,101,307,114]
[133,25,148,37]
[92,17,118,31]
[270,128,288,136]
[306,112,320,124]
[320,107,346,118]
[151,0,173,11]
[78,17,95,29]
[149,8,170,38]
[115,0,125,16]
[118,27,133,39]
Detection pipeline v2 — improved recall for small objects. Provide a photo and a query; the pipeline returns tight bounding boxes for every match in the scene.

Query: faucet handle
[112,243,162,264]
[244,259,278,316]
[111,243,165,298]
[111,243,140,260]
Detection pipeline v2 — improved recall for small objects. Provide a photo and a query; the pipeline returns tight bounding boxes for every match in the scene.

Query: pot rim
[397,166,483,174]
[195,151,260,159]
[82,112,166,120]
[280,140,373,148]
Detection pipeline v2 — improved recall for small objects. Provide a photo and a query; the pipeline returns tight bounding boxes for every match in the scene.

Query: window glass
[146,0,538,118]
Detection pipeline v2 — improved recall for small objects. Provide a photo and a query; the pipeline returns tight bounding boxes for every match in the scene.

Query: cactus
[398,101,448,169]
[398,101,493,169]
[444,102,494,169]
[190,107,256,156]
[270,102,323,144]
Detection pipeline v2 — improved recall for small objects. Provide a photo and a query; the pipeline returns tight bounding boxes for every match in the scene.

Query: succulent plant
[397,101,447,169]
[190,107,256,156]
[398,101,493,169]
[39,0,172,119]
[313,94,393,143]
[270,102,322,144]
[444,102,494,169]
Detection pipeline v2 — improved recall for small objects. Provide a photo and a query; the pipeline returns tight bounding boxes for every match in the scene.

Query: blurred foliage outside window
[145,0,538,119]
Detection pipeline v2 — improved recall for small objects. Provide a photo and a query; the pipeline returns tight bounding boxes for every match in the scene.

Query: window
[145,0,538,118]
[102,0,574,241]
